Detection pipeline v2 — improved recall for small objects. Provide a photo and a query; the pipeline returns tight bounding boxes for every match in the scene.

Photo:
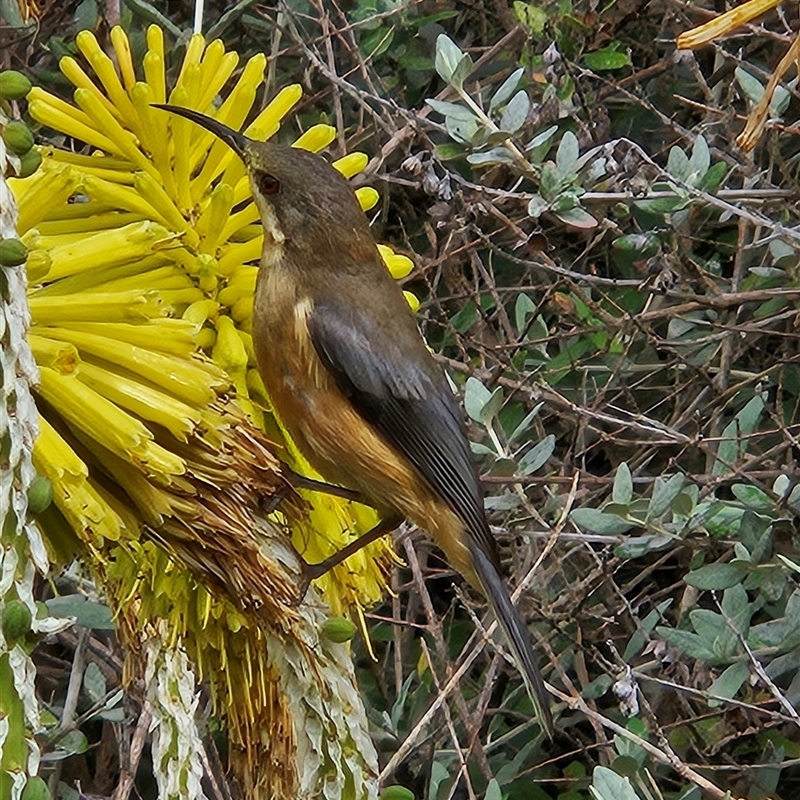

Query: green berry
[27,475,53,514]
[16,147,42,177]
[0,70,32,101]
[2,599,33,641]
[21,776,51,800]
[321,616,357,643]
[4,120,34,154]
[380,787,415,800]
[0,238,27,267]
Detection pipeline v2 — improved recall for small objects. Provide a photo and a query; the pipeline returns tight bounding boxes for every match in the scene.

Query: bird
[154,104,552,733]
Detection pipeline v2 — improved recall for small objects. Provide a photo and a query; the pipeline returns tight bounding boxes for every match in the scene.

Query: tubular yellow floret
[355,186,379,211]
[29,98,122,156]
[293,124,336,153]
[333,152,369,178]
[76,30,139,130]
[38,366,153,460]
[111,26,137,90]
[245,84,303,142]
[78,361,201,442]
[176,33,207,89]
[143,50,167,105]
[39,327,227,407]
[196,183,235,255]
[60,55,122,122]
[29,290,166,325]
[73,88,156,179]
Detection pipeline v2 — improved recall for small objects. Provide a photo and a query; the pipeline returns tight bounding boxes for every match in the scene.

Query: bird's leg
[298,514,404,598]
[264,463,365,514]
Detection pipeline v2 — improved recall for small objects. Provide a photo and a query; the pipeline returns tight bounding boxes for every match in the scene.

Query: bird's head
[152,104,367,250]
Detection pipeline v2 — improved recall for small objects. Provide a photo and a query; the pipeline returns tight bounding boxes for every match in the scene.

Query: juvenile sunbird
[155,104,552,732]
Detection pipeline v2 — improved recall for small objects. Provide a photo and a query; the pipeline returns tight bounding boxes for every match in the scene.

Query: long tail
[470,543,553,735]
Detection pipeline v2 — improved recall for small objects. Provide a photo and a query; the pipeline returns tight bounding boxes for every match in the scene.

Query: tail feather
[470,544,553,735]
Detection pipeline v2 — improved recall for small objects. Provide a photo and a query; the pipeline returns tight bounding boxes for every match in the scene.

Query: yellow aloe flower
[8,25,422,797]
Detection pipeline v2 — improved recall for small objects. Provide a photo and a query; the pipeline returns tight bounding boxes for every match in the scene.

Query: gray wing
[307,298,501,570]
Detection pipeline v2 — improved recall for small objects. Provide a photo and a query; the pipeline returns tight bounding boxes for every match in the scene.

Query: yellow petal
[333,152,368,178]
[355,186,379,211]
[293,124,336,153]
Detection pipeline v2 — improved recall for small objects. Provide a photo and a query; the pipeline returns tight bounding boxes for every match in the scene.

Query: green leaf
[583,46,631,72]
[426,99,477,122]
[735,67,765,104]
[590,766,641,800]
[434,34,468,85]
[582,673,612,699]
[485,779,503,800]
[500,90,530,132]
[467,147,515,166]
[434,142,466,161]
[489,67,525,113]
[556,131,580,177]
[685,562,748,590]
[554,205,598,228]
[688,136,710,182]
[613,463,633,505]
[571,508,637,535]
[708,660,750,706]
[518,434,555,475]
[508,402,543,444]
[479,386,505,426]
[712,395,765,475]
[526,124,559,162]
[83,661,106,704]
[648,473,685,519]
[46,595,115,630]
[513,1,547,34]
[514,293,536,332]
[464,377,492,423]
[656,626,717,661]
[666,146,690,181]
[721,583,751,637]
[445,114,481,145]
[527,194,549,218]
[699,161,727,192]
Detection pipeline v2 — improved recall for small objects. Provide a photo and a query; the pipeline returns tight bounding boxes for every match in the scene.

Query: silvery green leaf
[684,562,748,590]
[689,136,710,180]
[464,376,492,422]
[590,766,640,800]
[446,114,481,145]
[435,34,466,83]
[771,84,790,116]
[479,386,504,426]
[648,473,684,519]
[527,193,549,218]
[500,90,530,132]
[467,147,515,166]
[519,434,555,474]
[735,67,765,104]
[509,402,543,444]
[526,124,558,151]
[708,661,750,707]
[514,292,537,332]
[489,67,525,112]
[554,205,598,228]
[667,145,690,181]
[555,130,579,177]
[571,508,637,535]
[426,98,478,121]
[613,463,633,505]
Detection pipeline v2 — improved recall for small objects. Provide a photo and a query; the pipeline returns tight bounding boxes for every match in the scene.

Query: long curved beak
[151,104,248,159]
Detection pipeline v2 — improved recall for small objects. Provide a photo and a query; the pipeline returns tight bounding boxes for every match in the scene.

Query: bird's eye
[256,170,280,196]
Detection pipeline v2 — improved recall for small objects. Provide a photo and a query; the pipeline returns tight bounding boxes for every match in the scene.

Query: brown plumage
[154,104,552,733]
